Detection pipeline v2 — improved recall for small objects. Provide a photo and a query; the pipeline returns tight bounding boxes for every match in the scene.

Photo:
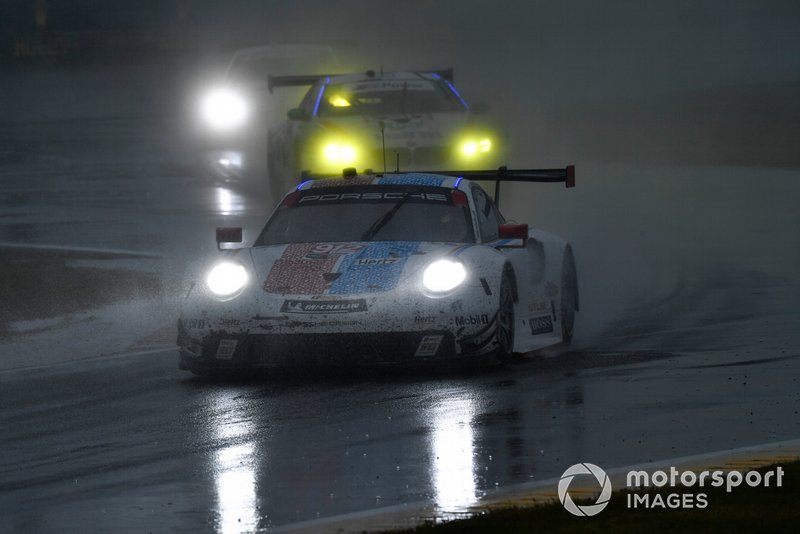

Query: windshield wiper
[360,194,411,241]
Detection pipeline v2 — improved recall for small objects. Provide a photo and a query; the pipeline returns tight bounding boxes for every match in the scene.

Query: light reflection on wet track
[1,345,798,532]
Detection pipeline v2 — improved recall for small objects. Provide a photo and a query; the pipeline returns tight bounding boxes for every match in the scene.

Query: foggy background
[3,0,799,165]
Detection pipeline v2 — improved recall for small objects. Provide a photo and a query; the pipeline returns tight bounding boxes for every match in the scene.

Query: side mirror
[496,223,528,248]
[287,107,308,121]
[471,102,490,114]
[216,227,243,250]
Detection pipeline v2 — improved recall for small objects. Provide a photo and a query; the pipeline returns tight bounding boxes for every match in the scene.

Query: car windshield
[255,185,475,245]
[317,79,464,116]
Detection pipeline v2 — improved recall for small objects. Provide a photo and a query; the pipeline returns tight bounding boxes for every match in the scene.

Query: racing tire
[560,249,578,345]
[495,273,516,362]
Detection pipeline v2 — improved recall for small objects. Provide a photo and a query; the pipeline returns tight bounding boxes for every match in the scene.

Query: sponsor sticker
[529,315,554,335]
[183,318,206,330]
[215,339,238,360]
[352,81,434,92]
[414,316,435,324]
[353,258,400,266]
[528,301,549,313]
[415,335,443,357]
[454,314,490,327]
[281,299,368,314]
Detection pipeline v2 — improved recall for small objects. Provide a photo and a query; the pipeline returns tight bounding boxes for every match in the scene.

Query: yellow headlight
[323,143,358,164]
[328,95,351,107]
[459,137,493,158]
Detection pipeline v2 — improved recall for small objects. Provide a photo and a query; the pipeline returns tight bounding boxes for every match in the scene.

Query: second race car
[265,69,502,198]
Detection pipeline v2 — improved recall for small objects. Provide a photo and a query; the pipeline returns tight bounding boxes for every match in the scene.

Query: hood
[249,241,470,296]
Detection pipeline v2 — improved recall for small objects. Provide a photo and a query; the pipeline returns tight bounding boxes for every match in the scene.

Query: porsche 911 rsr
[177,167,576,375]
[265,69,502,198]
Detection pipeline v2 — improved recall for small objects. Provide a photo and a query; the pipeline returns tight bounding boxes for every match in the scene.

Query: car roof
[296,173,469,191]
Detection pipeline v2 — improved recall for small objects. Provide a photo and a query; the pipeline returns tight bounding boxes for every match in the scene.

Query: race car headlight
[322,142,358,165]
[206,261,248,298]
[200,88,248,132]
[422,259,467,294]
[459,137,492,157]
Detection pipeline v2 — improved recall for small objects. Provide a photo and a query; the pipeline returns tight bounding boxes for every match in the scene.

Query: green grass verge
[393,461,799,533]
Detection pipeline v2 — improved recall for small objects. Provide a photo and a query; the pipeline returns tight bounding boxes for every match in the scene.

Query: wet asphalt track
[2,344,798,532]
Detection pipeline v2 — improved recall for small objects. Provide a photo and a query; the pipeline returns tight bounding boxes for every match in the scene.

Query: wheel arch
[563,244,579,311]
[503,261,519,303]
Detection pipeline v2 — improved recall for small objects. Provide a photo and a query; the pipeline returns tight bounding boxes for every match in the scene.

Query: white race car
[177,167,577,375]
[265,69,502,198]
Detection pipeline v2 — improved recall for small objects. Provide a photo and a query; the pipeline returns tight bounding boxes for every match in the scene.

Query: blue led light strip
[312,77,331,117]
[443,79,468,109]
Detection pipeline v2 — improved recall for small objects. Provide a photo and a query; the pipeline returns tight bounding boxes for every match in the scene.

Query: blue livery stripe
[328,241,419,294]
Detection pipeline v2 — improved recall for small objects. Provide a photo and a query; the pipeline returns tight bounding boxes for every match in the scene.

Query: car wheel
[496,273,516,362]
[561,251,577,345]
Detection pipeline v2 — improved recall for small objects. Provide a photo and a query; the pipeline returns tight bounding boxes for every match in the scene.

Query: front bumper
[178,327,465,371]
[179,265,502,371]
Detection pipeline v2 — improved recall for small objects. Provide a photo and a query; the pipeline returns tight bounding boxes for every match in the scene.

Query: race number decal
[304,243,364,260]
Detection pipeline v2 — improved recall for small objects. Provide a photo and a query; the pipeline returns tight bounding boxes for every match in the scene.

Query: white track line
[0,345,174,376]
[0,242,161,258]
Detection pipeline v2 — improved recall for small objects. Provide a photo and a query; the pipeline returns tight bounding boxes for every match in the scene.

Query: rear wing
[267,68,455,93]
[417,165,575,207]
